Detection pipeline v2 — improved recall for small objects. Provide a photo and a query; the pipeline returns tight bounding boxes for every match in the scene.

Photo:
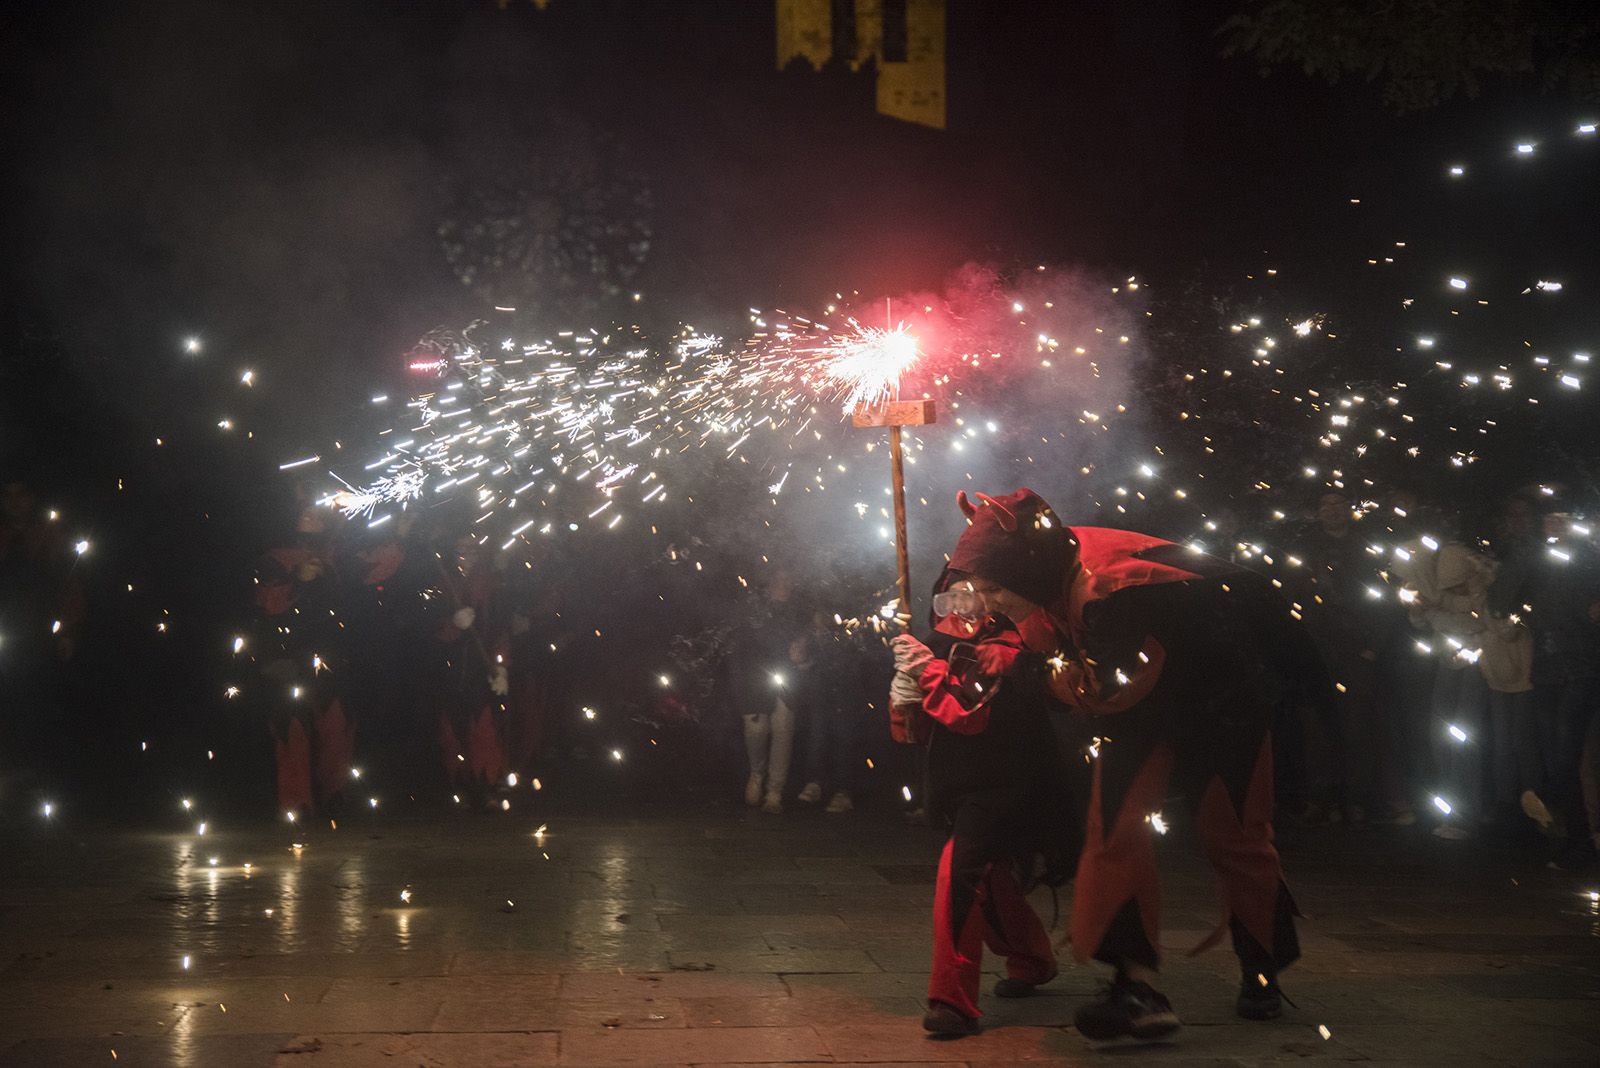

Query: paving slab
[561,1024,827,1064]
[269,1031,560,1067]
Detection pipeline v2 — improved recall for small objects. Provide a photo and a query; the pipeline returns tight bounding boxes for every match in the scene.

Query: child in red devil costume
[890,571,1082,1036]
[912,487,1326,1042]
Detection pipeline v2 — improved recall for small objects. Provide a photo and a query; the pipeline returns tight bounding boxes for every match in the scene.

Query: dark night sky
[1,0,1592,453]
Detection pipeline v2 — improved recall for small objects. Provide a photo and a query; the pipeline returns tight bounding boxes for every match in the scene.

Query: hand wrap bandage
[888,634,936,744]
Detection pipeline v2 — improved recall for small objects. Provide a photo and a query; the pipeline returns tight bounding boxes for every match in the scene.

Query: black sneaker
[1237,972,1283,1020]
[1073,975,1181,1041]
[922,1000,979,1037]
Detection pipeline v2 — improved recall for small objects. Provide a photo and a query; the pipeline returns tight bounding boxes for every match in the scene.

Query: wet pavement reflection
[1,804,1597,1065]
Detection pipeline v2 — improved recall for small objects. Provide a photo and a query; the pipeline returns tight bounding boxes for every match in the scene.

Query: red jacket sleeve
[917,659,993,735]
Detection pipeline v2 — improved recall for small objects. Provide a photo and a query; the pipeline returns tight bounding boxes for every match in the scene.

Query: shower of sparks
[321,323,794,540]
[319,308,953,550]
[311,267,1165,560]
[310,170,1596,601]
[812,321,921,412]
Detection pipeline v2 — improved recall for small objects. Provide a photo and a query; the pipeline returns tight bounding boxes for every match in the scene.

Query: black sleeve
[1075,588,1158,692]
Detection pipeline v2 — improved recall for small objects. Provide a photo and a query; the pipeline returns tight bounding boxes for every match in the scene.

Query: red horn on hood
[955,490,977,520]
[975,492,1018,532]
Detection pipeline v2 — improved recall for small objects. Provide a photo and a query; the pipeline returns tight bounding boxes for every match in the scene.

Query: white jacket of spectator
[1393,537,1530,692]
[1392,538,1489,666]
[1478,613,1533,694]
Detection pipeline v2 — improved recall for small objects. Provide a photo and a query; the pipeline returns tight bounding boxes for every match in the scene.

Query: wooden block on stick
[852,399,937,427]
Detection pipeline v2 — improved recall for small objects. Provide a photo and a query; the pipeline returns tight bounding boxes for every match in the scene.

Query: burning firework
[813,320,922,413]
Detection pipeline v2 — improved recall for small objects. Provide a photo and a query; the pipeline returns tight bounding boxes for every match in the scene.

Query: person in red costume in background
[430,536,512,808]
[906,488,1329,1043]
[889,566,1082,1037]
[250,508,354,821]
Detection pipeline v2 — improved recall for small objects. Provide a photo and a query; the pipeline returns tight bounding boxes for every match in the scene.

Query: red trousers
[439,705,507,787]
[274,698,354,814]
[928,837,1056,1019]
[1071,704,1298,973]
[506,674,548,775]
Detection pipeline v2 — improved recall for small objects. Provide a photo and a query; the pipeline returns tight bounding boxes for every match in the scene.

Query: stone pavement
[1,800,1597,1066]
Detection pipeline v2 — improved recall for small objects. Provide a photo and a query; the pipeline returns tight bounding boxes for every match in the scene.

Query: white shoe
[1520,789,1555,832]
[824,791,853,814]
[745,773,763,807]
[762,793,783,815]
[797,782,822,804]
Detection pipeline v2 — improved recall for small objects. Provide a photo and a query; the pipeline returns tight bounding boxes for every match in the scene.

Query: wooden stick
[889,423,911,625]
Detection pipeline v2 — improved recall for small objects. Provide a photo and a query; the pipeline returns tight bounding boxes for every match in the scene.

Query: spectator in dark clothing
[1370,489,1433,825]
[794,615,871,813]
[1286,491,1408,823]
[1491,499,1600,866]
[1391,514,1495,837]
[1479,497,1541,828]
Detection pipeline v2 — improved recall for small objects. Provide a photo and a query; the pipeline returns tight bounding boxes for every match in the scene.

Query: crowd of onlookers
[1220,485,1600,869]
[722,567,883,816]
[2,469,894,820]
[6,466,1598,869]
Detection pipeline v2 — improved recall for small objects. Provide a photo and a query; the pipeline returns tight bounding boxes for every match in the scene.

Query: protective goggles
[931,582,989,621]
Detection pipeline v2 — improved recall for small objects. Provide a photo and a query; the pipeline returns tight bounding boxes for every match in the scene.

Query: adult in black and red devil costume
[250,510,354,821]
[911,488,1327,1042]
[889,568,1083,1036]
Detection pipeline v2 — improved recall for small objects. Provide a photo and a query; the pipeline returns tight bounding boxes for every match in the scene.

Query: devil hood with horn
[947,489,1078,608]
[948,487,1236,615]
[945,487,1270,713]
[940,482,1318,716]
